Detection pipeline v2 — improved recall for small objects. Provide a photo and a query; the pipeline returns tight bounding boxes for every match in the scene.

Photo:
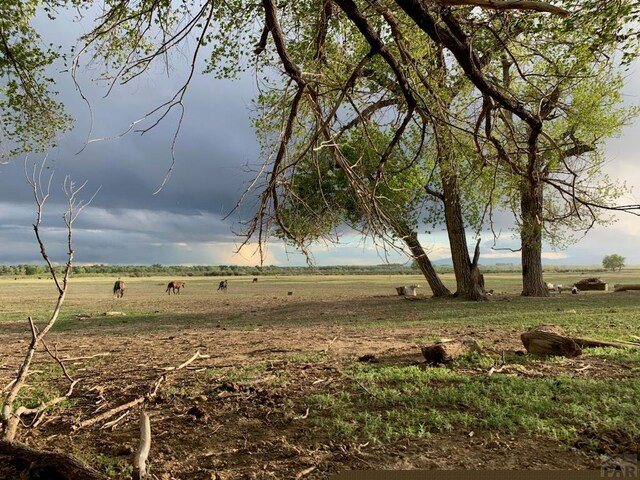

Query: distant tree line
[0,263,616,278]
[0,263,417,277]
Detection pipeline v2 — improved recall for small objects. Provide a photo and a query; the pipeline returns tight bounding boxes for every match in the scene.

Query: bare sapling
[0,159,106,479]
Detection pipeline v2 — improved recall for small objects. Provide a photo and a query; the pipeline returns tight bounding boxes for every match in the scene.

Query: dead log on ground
[0,440,108,480]
[421,336,481,364]
[571,337,640,349]
[613,284,640,292]
[522,325,640,355]
[520,325,582,357]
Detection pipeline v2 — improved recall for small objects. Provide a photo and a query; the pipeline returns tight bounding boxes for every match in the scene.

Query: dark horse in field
[217,280,228,292]
[113,280,125,298]
[166,281,185,294]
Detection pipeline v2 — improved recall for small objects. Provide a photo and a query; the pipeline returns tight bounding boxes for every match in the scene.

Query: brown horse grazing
[166,281,185,295]
[113,280,125,298]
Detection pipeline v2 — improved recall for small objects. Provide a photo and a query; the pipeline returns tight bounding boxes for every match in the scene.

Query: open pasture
[1,273,640,478]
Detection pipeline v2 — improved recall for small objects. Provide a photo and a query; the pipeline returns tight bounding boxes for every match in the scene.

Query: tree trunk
[401,227,451,297]
[520,180,548,297]
[439,142,486,300]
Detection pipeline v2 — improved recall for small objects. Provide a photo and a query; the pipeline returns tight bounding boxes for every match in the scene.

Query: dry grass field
[1,273,639,478]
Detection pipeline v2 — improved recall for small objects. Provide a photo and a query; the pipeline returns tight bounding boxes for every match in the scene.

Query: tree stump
[520,325,582,357]
[421,336,481,364]
[574,277,608,291]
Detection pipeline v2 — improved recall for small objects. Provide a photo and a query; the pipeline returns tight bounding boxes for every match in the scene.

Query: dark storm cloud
[0,62,264,264]
[1,8,267,266]
[49,67,262,214]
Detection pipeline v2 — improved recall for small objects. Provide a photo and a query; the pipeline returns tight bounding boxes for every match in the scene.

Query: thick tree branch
[439,0,570,16]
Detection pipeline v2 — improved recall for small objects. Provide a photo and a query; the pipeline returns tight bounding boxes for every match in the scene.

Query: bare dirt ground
[1,277,637,478]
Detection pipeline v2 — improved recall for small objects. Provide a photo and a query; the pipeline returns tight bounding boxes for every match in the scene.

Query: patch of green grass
[163,385,198,399]
[0,364,76,412]
[77,453,134,479]
[3,385,77,412]
[584,346,640,366]
[284,352,330,363]
[412,334,442,344]
[449,353,497,369]
[224,363,270,383]
[304,363,640,449]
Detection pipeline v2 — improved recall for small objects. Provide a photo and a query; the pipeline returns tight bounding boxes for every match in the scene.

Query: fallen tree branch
[76,396,145,430]
[571,337,640,349]
[613,284,640,292]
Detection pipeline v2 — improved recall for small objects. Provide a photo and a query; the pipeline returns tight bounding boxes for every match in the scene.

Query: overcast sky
[1,11,639,267]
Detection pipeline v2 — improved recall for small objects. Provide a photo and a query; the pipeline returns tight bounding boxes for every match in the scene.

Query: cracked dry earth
[0,279,634,478]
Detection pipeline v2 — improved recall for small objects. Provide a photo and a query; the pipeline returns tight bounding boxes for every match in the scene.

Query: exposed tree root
[0,440,108,480]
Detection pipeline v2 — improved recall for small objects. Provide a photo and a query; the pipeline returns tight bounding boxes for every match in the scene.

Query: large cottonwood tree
[0,0,71,157]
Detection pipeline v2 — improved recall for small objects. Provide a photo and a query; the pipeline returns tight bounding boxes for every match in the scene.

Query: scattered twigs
[101,411,131,431]
[323,336,338,353]
[61,352,111,362]
[295,465,317,479]
[133,410,151,480]
[76,350,207,430]
[164,350,210,371]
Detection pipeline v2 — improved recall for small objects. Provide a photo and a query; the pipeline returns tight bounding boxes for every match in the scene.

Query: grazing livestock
[571,286,579,295]
[217,280,228,292]
[113,280,125,298]
[166,281,185,294]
